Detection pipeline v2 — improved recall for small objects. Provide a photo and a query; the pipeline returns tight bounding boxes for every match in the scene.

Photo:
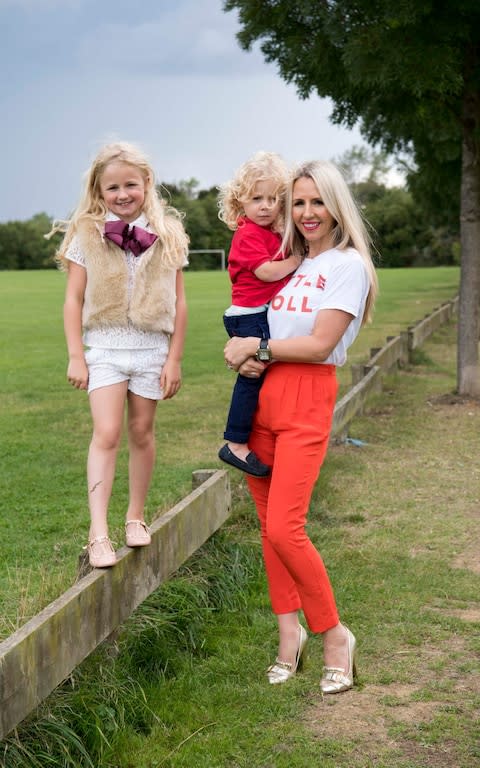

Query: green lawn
[0,266,460,638]
[3,267,480,768]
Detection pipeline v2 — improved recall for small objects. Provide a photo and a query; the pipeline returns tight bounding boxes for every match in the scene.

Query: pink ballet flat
[125,519,151,547]
[86,536,116,568]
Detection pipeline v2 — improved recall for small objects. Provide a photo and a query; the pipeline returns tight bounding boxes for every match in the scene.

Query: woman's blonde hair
[282,160,378,324]
[217,151,289,231]
[48,141,188,268]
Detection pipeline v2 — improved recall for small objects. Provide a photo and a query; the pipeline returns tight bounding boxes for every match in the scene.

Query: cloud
[0,66,362,221]
[76,1,264,77]
[0,0,80,7]
[0,0,364,222]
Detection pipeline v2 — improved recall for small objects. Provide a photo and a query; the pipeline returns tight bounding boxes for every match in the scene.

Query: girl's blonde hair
[218,151,289,231]
[282,160,378,324]
[48,141,188,268]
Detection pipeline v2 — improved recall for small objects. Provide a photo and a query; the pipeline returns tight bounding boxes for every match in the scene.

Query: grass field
[0,267,459,636]
[3,265,479,768]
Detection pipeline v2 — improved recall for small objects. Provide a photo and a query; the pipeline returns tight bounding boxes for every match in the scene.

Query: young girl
[217,152,300,477]
[51,141,189,568]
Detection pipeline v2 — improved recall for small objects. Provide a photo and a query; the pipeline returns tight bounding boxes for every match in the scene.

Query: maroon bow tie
[104,220,157,257]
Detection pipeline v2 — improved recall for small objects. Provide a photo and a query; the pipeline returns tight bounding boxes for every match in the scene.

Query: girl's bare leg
[126,391,157,522]
[87,382,127,540]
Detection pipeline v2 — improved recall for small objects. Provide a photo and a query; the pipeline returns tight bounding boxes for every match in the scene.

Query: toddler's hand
[292,252,303,267]
[238,358,265,378]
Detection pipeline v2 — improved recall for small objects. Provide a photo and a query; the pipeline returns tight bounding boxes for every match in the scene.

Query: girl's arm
[254,253,301,282]
[160,270,187,400]
[64,262,88,390]
[224,308,353,367]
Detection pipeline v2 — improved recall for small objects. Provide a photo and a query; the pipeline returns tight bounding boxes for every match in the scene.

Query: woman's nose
[304,203,314,218]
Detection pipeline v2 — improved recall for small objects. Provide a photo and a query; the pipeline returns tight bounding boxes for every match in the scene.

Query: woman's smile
[292,176,335,254]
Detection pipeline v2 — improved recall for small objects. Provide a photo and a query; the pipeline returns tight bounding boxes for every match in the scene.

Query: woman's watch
[255,338,272,362]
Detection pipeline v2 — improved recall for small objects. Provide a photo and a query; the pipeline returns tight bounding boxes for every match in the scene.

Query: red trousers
[247,362,340,633]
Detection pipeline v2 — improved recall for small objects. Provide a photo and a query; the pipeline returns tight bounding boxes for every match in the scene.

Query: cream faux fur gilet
[78,220,184,335]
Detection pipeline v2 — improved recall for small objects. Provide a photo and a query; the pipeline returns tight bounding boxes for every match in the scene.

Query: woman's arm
[224,308,353,368]
[161,270,187,399]
[64,262,88,389]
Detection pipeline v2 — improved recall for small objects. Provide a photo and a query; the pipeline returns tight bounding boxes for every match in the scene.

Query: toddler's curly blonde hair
[218,151,289,231]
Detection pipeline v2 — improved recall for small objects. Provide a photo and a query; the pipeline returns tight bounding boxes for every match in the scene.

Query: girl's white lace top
[66,212,170,351]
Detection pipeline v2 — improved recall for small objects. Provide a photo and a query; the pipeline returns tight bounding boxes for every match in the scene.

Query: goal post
[188,249,226,270]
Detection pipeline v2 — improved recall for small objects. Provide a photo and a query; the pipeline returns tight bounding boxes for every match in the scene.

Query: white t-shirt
[267,247,369,366]
[66,212,169,351]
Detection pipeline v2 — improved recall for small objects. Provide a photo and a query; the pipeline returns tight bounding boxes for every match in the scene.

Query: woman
[224,160,378,693]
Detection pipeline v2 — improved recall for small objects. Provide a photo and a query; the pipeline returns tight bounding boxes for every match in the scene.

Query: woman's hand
[224,336,259,368]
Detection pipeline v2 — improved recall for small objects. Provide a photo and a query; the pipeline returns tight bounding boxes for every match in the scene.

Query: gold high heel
[320,626,357,694]
[267,625,308,685]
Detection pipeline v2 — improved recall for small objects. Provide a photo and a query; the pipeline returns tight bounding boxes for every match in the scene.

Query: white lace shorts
[85,347,168,400]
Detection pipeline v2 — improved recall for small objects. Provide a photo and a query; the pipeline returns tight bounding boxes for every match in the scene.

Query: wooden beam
[0,469,230,740]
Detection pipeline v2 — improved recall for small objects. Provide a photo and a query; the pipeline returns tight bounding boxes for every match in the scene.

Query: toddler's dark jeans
[223,310,269,443]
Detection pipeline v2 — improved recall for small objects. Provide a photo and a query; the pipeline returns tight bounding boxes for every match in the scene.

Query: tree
[0,213,60,270]
[160,180,232,268]
[333,144,391,189]
[335,145,458,267]
[367,188,427,267]
[225,0,480,396]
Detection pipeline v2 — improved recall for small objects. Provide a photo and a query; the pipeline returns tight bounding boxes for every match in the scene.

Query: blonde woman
[224,160,378,693]
[50,141,189,568]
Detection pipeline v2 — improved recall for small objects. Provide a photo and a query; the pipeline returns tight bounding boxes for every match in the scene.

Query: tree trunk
[457,88,480,396]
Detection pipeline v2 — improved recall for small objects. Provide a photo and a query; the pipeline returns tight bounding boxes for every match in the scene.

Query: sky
[0,0,368,223]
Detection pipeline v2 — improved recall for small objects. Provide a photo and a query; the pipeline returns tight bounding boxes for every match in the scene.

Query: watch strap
[255,338,272,362]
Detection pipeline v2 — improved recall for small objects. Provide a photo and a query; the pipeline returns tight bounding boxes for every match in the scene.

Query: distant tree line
[0,213,63,270]
[160,179,232,270]
[337,146,460,269]
[0,150,460,270]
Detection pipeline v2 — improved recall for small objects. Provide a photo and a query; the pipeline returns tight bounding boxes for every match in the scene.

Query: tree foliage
[0,186,233,272]
[0,213,62,270]
[0,161,460,271]
[336,146,459,268]
[159,179,232,269]
[224,0,480,395]
[225,0,473,214]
